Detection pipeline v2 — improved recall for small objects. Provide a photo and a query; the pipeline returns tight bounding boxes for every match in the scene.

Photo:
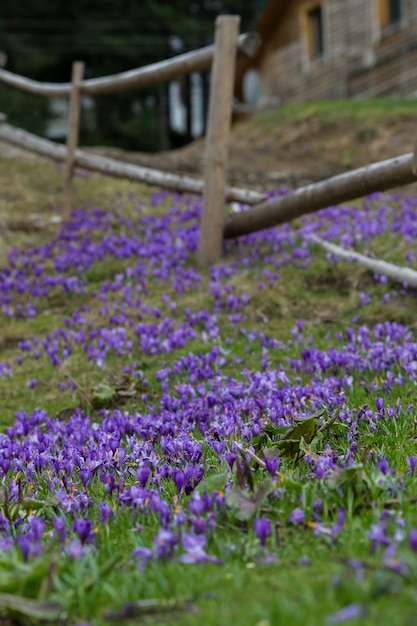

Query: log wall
[247,0,417,107]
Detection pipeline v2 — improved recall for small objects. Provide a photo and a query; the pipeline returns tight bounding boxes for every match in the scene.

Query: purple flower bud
[72,518,94,544]
[225,452,236,470]
[154,529,178,559]
[137,465,151,488]
[80,468,91,487]
[331,508,346,537]
[99,502,112,524]
[368,521,392,554]
[179,532,221,564]
[18,536,32,562]
[375,397,385,412]
[253,517,271,547]
[28,516,45,541]
[288,507,305,524]
[409,529,417,552]
[377,457,390,475]
[407,457,417,476]
[265,456,280,477]
[173,469,185,494]
[188,493,206,516]
[53,516,67,542]
[212,441,226,456]
[132,546,153,572]
[0,460,10,475]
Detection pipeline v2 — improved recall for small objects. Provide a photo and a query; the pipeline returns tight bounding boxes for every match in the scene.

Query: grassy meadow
[1,108,417,626]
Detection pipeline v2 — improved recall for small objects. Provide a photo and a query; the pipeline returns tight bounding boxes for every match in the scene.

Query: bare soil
[87,109,417,191]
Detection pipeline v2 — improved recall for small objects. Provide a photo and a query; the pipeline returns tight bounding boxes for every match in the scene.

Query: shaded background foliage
[0,0,259,151]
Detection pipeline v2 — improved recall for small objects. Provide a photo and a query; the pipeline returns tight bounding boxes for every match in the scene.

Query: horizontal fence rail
[0,33,260,97]
[223,153,417,239]
[0,121,266,206]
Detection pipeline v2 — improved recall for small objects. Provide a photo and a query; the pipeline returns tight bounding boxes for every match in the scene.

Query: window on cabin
[388,0,402,23]
[306,5,325,59]
[378,0,402,28]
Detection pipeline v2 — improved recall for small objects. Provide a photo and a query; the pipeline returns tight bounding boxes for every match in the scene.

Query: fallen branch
[307,234,417,288]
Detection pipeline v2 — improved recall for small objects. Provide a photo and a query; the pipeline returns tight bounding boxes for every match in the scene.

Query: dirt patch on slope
[88,108,417,191]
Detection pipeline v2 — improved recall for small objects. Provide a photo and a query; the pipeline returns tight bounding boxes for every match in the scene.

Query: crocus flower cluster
[1,187,417,567]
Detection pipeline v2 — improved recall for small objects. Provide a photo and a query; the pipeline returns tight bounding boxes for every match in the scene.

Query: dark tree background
[0,0,260,151]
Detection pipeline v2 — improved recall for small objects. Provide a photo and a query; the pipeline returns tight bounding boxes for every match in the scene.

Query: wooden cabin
[235,0,417,110]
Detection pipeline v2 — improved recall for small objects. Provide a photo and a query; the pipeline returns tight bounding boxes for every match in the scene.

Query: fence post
[198,15,240,267]
[63,61,84,219]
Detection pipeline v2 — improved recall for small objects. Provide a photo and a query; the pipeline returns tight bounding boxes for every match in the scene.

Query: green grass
[247,97,417,132]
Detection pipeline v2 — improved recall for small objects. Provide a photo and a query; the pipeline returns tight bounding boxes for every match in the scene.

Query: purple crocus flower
[254,517,271,547]
[377,457,394,476]
[211,440,226,456]
[28,516,45,541]
[407,456,417,476]
[0,515,10,534]
[154,529,178,559]
[265,456,280,477]
[99,502,113,524]
[53,516,67,542]
[72,518,94,544]
[178,532,221,565]
[66,539,88,559]
[173,469,185,494]
[367,521,392,554]
[331,508,346,537]
[288,507,305,524]
[18,536,32,562]
[132,546,153,572]
[327,603,365,624]
[409,529,417,552]
[188,492,206,516]
[225,452,236,471]
[375,397,385,414]
[137,465,151,488]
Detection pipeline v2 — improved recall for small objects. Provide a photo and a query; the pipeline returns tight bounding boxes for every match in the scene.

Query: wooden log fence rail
[223,153,417,240]
[0,32,260,98]
[0,121,265,206]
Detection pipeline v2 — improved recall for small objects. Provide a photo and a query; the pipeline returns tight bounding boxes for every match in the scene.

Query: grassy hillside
[1,101,417,625]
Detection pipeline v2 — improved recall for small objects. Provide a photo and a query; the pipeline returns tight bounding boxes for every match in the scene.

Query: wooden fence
[223,153,417,239]
[1,16,417,267]
[0,16,261,264]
